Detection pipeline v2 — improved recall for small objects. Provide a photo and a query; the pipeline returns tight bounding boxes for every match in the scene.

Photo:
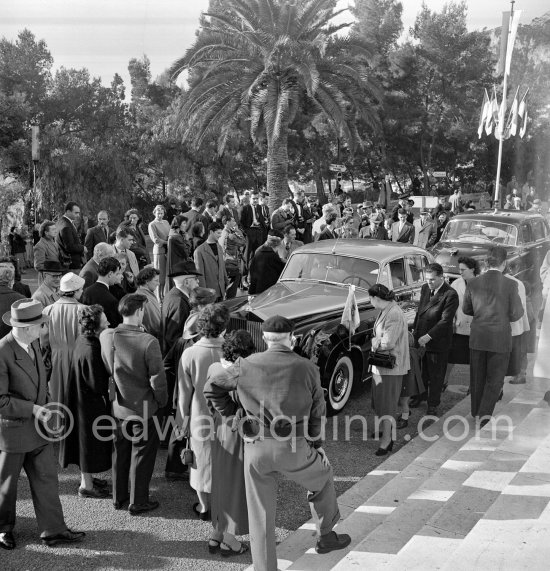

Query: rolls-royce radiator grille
[228,316,267,352]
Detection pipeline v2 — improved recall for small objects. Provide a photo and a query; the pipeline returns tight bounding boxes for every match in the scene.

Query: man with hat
[528,198,542,213]
[205,315,350,571]
[414,209,436,249]
[391,192,411,222]
[100,293,168,514]
[161,260,201,354]
[248,230,286,295]
[363,212,388,240]
[0,299,85,549]
[32,260,62,309]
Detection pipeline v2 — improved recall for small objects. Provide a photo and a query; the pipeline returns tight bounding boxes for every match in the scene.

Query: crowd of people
[0,187,548,571]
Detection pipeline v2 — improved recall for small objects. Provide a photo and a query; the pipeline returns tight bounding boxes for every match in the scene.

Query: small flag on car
[341,284,360,335]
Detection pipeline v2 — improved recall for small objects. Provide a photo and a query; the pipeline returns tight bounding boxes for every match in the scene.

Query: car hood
[232,281,371,322]
[431,240,514,274]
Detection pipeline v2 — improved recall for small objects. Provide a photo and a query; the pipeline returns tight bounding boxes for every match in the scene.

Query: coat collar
[7,333,40,387]
[419,281,449,314]
[195,336,224,348]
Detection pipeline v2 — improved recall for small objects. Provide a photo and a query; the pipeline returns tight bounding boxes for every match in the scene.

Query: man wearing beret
[205,315,350,571]
[0,299,85,549]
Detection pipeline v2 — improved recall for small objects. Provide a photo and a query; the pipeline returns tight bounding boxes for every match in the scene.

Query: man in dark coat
[81,257,123,328]
[271,199,294,232]
[205,315,350,570]
[391,209,415,244]
[100,294,168,514]
[411,262,459,415]
[258,192,272,243]
[290,190,315,244]
[0,263,24,339]
[161,260,201,354]
[463,246,524,422]
[84,211,112,261]
[241,192,265,266]
[80,243,115,289]
[0,299,85,549]
[248,230,286,295]
[56,201,86,270]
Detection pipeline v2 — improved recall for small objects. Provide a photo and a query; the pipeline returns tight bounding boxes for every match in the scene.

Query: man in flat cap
[205,315,350,571]
[0,299,85,549]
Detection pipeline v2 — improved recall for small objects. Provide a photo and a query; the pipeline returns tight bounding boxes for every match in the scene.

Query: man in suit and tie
[241,192,265,266]
[205,315,350,571]
[290,189,315,244]
[391,209,415,244]
[56,201,86,270]
[81,257,123,328]
[100,294,168,514]
[275,225,304,262]
[411,262,459,416]
[79,242,115,289]
[113,228,139,278]
[463,246,524,423]
[84,211,111,260]
[259,192,272,243]
[0,299,85,549]
[201,199,218,236]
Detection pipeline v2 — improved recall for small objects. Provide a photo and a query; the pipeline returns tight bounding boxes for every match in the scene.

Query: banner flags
[497,10,522,76]
[341,284,360,335]
[478,89,490,139]
[485,87,499,136]
[518,94,528,138]
[508,86,520,137]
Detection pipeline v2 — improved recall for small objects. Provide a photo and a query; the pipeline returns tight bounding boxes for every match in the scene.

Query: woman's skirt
[447,334,470,365]
[372,374,402,419]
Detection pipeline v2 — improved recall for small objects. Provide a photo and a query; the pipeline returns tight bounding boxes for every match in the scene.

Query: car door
[380,257,417,326]
[404,253,430,317]
[530,218,550,287]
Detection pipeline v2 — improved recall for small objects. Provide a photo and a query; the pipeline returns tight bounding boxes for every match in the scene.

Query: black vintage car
[225,240,434,413]
[431,211,550,289]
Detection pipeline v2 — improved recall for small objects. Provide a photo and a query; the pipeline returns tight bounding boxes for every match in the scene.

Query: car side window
[388,258,407,289]
[405,255,428,284]
[531,219,547,241]
[521,223,533,244]
[378,264,391,288]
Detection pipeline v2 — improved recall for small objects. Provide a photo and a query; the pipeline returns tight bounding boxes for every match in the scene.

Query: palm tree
[170,0,380,210]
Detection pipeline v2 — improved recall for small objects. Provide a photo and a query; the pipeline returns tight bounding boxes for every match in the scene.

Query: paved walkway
[259,356,550,570]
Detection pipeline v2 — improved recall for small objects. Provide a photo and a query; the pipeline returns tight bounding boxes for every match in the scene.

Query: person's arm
[60,224,84,254]
[408,225,415,244]
[204,365,239,417]
[193,248,207,288]
[146,338,168,408]
[148,222,167,247]
[33,242,45,271]
[307,366,326,449]
[84,229,95,260]
[177,353,194,431]
[462,284,473,316]
[0,356,35,419]
[375,310,404,351]
[508,279,524,323]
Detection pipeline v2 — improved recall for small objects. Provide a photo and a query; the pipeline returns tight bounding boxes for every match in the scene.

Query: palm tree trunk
[266,133,289,212]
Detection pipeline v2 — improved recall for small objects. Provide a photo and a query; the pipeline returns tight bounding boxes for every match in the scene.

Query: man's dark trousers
[422,350,449,408]
[113,417,160,505]
[470,349,510,419]
[245,228,263,265]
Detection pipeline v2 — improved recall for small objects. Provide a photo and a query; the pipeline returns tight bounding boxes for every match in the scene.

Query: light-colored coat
[41,297,84,408]
[114,245,139,277]
[371,301,410,376]
[148,219,171,255]
[413,219,435,249]
[178,336,224,493]
[137,286,161,340]
[451,277,473,336]
[194,241,228,300]
[505,274,530,336]
[32,283,60,309]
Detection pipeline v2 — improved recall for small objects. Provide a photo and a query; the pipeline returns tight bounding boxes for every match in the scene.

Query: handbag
[367,349,396,369]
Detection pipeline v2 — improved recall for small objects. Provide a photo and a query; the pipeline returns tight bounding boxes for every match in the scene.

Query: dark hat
[420,209,430,215]
[2,298,48,327]
[360,201,373,209]
[41,260,64,273]
[189,287,216,307]
[397,191,411,200]
[168,260,201,278]
[267,229,284,240]
[262,315,294,334]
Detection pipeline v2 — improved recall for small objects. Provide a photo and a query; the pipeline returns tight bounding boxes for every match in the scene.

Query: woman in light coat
[368,284,410,455]
[178,304,230,519]
[148,205,171,299]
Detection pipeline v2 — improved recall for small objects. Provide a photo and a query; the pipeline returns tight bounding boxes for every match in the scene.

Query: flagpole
[494,0,515,208]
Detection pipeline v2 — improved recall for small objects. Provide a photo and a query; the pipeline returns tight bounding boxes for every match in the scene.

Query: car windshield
[442,219,518,246]
[281,253,379,290]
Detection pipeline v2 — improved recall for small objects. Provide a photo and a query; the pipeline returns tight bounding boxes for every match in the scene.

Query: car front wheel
[327,355,354,415]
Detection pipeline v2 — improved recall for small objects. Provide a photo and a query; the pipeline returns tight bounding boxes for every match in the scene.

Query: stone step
[329,383,549,570]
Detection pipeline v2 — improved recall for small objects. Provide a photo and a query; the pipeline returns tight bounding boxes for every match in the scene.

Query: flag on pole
[341,284,360,335]
[507,86,520,137]
[485,87,499,136]
[497,10,522,76]
[518,94,528,138]
[477,89,490,139]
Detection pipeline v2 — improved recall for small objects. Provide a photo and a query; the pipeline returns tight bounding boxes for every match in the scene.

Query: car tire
[327,355,354,415]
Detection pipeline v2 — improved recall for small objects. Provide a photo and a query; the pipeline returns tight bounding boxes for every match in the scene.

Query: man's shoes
[92,477,109,489]
[113,497,130,510]
[426,406,438,417]
[509,376,526,385]
[128,500,159,515]
[315,531,352,554]
[396,416,409,429]
[0,531,15,550]
[78,486,111,499]
[42,529,85,547]
[165,471,188,481]
[409,394,426,408]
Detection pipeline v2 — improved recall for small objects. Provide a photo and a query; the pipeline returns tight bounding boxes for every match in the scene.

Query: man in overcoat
[205,316,351,571]
[249,230,286,295]
[84,211,112,260]
[413,209,436,249]
[0,299,85,549]
[193,221,228,302]
[411,262,459,416]
[463,246,524,422]
[56,201,86,270]
[100,293,168,514]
